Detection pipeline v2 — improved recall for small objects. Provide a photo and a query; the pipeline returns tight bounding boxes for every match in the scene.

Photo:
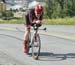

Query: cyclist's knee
[25,28,30,34]
[25,30,29,34]
[24,25,30,35]
[25,25,30,29]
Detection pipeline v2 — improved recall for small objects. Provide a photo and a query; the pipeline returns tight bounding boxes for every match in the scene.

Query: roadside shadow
[39,52,75,61]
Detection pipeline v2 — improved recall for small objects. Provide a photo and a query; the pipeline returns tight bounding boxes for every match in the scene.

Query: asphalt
[0,24,75,40]
[0,50,25,65]
[0,24,75,65]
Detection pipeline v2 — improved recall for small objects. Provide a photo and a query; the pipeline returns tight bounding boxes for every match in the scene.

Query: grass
[0,17,23,24]
[43,17,75,25]
[0,17,75,25]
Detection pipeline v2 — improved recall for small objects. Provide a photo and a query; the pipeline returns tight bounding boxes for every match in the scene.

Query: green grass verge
[0,17,23,24]
[0,17,75,25]
[43,17,75,25]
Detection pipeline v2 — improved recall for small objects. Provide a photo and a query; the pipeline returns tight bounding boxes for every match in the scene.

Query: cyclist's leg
[23,14,30,53]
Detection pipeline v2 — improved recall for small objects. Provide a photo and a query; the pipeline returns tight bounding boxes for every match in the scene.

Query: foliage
[1,11,14,20]
[44,0,75,18]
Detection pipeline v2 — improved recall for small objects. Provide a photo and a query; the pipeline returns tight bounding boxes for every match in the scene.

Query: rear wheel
[32,34,41,60]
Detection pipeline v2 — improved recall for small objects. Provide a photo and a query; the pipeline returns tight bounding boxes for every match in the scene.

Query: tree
[44,0,75,18]
[44,0,53,18]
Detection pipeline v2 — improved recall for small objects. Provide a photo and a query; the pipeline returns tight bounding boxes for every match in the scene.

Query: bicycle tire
[32,34,41,60]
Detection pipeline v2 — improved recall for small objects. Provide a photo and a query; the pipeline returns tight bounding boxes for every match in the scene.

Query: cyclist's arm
[29,11,33,23]
[37,11,43,25]
[40,11,43,21]
[29,12,36,24]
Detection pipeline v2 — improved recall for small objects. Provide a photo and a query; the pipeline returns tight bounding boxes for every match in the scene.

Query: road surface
[0,24,75,65]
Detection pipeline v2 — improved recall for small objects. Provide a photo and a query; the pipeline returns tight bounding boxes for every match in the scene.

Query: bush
[1,11,14,20]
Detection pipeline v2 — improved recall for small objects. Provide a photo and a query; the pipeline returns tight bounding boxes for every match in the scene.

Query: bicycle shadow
[39,52,75,61]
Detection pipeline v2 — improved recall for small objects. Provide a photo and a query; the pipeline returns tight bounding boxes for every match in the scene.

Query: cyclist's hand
[35,20,42,24]
[35,20,42,27]
[31,20,42,26]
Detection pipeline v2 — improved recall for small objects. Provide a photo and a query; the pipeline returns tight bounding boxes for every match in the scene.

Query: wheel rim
[32,34,41,59]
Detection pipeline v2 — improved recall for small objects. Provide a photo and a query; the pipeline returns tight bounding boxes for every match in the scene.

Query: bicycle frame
[33,24,39,34]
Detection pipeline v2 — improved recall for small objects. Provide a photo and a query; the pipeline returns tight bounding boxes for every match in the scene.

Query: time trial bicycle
[26,23,46,60]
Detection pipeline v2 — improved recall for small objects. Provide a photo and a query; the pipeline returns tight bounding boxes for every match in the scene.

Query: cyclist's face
[35,11,41,18]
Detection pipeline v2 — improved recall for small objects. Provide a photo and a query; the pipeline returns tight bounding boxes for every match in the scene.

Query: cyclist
[23,4,43,53]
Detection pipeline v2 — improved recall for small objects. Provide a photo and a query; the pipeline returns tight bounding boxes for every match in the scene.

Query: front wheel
[32,34,41,60]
